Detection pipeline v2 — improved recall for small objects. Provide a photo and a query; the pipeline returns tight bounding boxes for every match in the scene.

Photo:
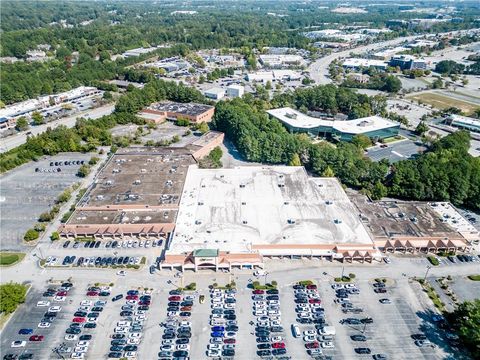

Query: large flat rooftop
[170,166,374,254]
[148,101,213,117]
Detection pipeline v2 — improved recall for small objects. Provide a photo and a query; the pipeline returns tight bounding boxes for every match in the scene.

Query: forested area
[212,86,480,210]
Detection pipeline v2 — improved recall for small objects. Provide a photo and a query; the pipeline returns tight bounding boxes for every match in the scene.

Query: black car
[18,355,33,360]
[355,348,371,354]
[122,256,129,265]
[224,309,235,315]
[222,349,235,357]
[257,343,271,349]
[74,311,87,317]
[111,334,125,339]
[63,241,70,248]
[167,307,179,312]
[297,318,311,324]
[270,326,284,333]
[110,346,123,352]
[3,354,18,360]
[94,241,101,248]
[176,338,189,344]
[180,301,193,307]
[105,241,112,248]
[293,284,305,289]
[66,328,81,334]
[226,325,238,332]
[112,294,123,302]
[123,345,137,352]
[162,333,175,340]
[84,241,91,248]
[117,257,124,264]
[94,257,101,266]
[212,309,223,315]
[69,323,81,328]
[266,295,279,300]
[138,305,149,311]
[272,348,287,356]
[351,335,367,341]
[112,241,118,248]
[257,350,272,356]
[91,306,103,312]
[107,352,122,359]
[111,339,127,346]
[99,291,110,297]
[172,351,188,357]
[295,298,308,304]
[44,312,57,318]
[177,332,192,339]
[256,337,269,343]
[79,335,92,341]
[361,317,373,324]
[120,311,132,317]
[411,334,427,341]
[256,331,270,337]
[179,312,191,317]
[87,312,99,318]
[84,323,96,329]
[89,241,95,248]
[266,289,279,294]
[256,326,269,332]
[169,290,182,295]
[76,257,84,266]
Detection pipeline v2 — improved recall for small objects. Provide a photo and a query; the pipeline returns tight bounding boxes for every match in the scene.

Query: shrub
[298,280,313,286]
[427,256,440,266]
[271,280,278,287]
[24,229,39,241]
[34,223,46,232]
[50,232,60,241]
[334,277,342,282]
[38,212,53,222]
[348,273,356,279]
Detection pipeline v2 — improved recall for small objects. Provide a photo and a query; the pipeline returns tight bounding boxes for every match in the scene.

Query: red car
[309,299,321,304]
[72,317,86,323]
[224,338,236,344]
[168,296,181,301]
[56,291,67,296]
[306,284,317,290]
[86,291,98,296]
[180,306,192,312]
[29,335,44,342]
[305,342,319,349]
[139,300,151,306]
[126,295,138,300]
[272,342,285,349]
[252,289,264,294]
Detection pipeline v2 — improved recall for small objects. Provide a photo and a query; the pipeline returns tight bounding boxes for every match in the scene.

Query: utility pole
[423,265,432,282]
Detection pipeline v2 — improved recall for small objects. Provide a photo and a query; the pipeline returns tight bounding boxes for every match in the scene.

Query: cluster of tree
[445,299,480,357]
[212,87,479,210]
[0,282,28,314]
[199,146,223,169]
[435,59,480,76]
[342,73,402,93]
[206,67,235,81]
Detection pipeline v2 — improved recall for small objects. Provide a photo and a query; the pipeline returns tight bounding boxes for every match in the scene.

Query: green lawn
[467,275,480,281]
[0,252,25,266]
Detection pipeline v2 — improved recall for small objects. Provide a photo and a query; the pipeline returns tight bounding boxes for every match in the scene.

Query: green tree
[103,91,113,101]
[265,81,272,90]
[351,134,372,150]
[31,111,44,126]
[445,299,480,355]
[289,153,302,166]
[77,164,91,178]
[370,181,388,200]
[432,78,444,89]
[0,282,28,314]
[415,121,429,136]
[15,116,29,131]
[322,166,335,177]
[381,75,402,93]
[50,231,60,241]
[197,122,209,134]
[24,229,39,241]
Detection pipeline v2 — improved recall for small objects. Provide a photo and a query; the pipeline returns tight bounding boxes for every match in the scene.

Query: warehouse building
[445,114,480,134]
[204,87,225,100]
[141,101,215,123]
[342,58,388,71]
[389,55,428,70]
[226,84,245,98]
[267,107,399,141]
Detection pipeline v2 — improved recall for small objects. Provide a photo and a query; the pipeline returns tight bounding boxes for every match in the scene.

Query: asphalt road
[0,104,114,153]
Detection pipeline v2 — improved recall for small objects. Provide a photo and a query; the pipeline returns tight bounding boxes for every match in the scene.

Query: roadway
[0,104,115,153]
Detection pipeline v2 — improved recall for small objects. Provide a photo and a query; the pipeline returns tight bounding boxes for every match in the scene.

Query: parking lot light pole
[423,265,432,282]
[264,271,269,285]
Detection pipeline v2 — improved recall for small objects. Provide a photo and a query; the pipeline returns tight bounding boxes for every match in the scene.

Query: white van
[319,326,336,336]
[254,270,266,277]
[291,324,300,338]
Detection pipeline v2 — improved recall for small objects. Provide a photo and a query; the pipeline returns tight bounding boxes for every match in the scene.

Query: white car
[124,351,137,358]
[78,306,89,311]
[167,311,178,317]
[139,241,144,247]
[180,321,191,327]
[38,322,51,328]
[224,303,235,310]
[70,353,85,359]
[126,300,137,306]
[212,303,223,310]
[271,336,282,342]
[77,341,90,347]
[127,338,140,345]
[49,306,62,312]
[74,346,88,353]
[65,335,78,341]
[304,335,316,342]
[208,343,221,350]
[80,300,92,306]
[321,341,335,348]
[145,240,151,248]
[304,330,316,336]
[87,317,97,323]
[128,332,142,339]
[114,327,128,334]
[207,349,221,357]
[116,270,126,276]
[162,339,175,346]
[176,344,190,351]
[54,296,66,302]
[11,341,26,348]
[37,300,50,307]
[254,310,267,316]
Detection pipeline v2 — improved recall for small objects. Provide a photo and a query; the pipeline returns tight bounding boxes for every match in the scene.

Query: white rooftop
[343,58,388,68]
[204,87,225,96]
[170,166,374,254]
[267,107,398,134]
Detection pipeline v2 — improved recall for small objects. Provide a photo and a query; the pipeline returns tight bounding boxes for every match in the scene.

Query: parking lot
[366,140,426,163]
[0,153,91,251]
[0,268,464,360]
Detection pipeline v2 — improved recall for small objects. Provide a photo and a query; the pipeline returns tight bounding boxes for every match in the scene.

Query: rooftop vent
[334,219,342,224]
[134,180,141,185]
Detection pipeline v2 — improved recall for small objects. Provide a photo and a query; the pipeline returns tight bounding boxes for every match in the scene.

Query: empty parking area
[366,140,426,163]
[0,153,90,250]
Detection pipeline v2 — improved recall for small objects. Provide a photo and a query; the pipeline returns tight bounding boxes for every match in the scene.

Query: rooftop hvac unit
[134,180,141,185]
[287,219,296,224]
[141,169,147,173]
[326,200,333,205]
[334,219,342,224]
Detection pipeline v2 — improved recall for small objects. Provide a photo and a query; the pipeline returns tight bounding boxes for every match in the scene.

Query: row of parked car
[50,160,85,167]
[251,285,287,358]
[107,289,152,359]
[206,288,238,358]
[293,282,333,359]
[159,289,195,360]
[62,239,164,249]
[62,285,109,359]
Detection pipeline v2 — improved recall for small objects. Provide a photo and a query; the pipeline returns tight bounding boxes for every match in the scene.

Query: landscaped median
[427,256,440,266]
[467,275,480,281]
[0,252,26,267]
[40,256,146,270]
